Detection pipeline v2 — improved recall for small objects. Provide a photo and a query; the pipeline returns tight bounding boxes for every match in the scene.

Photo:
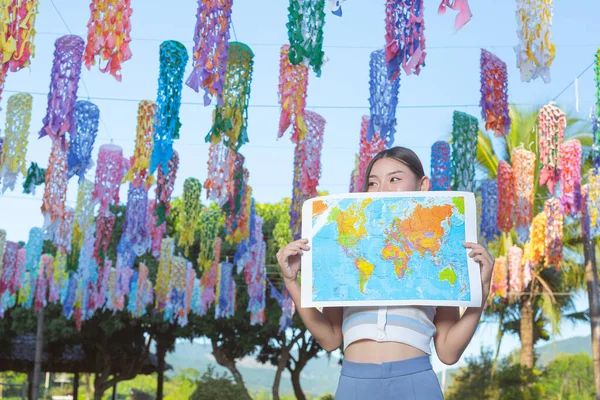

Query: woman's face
[366,157,429,192]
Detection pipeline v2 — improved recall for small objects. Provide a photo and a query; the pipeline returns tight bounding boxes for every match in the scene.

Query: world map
[308,195,472,304]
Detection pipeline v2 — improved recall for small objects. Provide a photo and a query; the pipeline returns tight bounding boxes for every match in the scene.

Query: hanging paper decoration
[512,147,535,239]
[491,256,507,298]
[215,261,236,319]
[153,150,178,226]
[34,254,53,312]
[496,160,514,233]
[589,169,600,237]
[155,237,174,312]
[13,248,26,293]
[39,35,85,150]
[186,0,232,106]
[71,179,94,268]
[55,207,74,254]
[41,141,68,239]
[430,141,452,191]
[147,200,166,259]
[224,166,252,244]
[123,100,156,188]
[48,252,66,304]
[134,263,152,317]
[178,178,202,256]
[0,137,3,166]
[278,44,309,143]
[480,49,510,137]
[22,163,45,195]
[169,255,187,322]
[93,212,116,264]
[558,139,582,215]
[437,0,472,30]
[480,180,501,242]
[92,144,124,216]
[150,41,188,175]
[0,230,5,280]
[358,121,386,191]
[206,42,254,151]
[368,49,400,146]
[286,0,326,76]
[507,245,523,293]
[75,223,98,324]
[385,0,426,79]
[538,103,565,195]
[0,93,32,192]
[0,0,39,104]
[83,0,133,81]
[593,107,599,170]
[328,0,345,16]
[67,101,99,182]
[0,242,18,298]
[198,209,221,272]
[349,154,360,193]
[514,0,555,83]
[204,142,235,207]
[123,184,150,256]
[524,211,547,268]
[245,213,267,325]
[198,237,221,315]
[451,111,478,192]
[544,197,563,267]
[268,280,295,333]
[19,228,43,309]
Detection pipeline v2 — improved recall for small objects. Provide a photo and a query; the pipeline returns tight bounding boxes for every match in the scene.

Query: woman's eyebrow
[386,170,405,176]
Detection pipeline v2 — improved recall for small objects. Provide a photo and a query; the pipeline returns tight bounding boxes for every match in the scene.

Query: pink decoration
[508,245,523,293]
[92,144,125,216]
[544,197,563,267]
[558,139,582,214]
[497,160,514,232]
[538,103,566,195]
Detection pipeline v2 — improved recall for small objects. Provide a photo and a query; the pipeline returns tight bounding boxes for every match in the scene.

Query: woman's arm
[277,239,344,352]
[433,242,495,365]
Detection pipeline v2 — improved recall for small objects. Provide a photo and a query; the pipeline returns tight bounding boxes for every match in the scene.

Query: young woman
[276,147,495,399]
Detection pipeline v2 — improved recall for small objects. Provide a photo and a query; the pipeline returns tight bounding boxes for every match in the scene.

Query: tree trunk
[73,372,79,400]
[156,339,167,400]
[520,298,535,369]
[85,373,92,400]
[210,339,252,400]
[272,334,290,400]
[93,374,105,400]
[290,368,306,400]
[31,310,44,400]
[584,227,600,399]
[112,383,117,400]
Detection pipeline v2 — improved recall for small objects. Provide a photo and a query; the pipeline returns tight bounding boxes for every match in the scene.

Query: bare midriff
[343,339,428,363]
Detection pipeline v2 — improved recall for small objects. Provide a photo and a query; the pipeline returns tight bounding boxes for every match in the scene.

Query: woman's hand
[463,242,495,304]
[276,239,311,284]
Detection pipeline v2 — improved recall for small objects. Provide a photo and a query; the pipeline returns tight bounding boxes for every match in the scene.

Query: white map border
[300,191,482,308]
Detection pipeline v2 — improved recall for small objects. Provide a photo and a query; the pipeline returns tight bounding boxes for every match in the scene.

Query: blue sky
[0,0,598,375]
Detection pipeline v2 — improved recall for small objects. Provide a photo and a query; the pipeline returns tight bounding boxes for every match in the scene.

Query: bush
[189,366,247,400]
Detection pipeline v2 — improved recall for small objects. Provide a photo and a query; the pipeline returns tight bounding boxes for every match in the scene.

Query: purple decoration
[39,35,85,150]
[63,272,79,319]
[68,101,99,182]
[215,262,235,319]
[368,49,400,146]
[480,49,511,137]
[480,180,501,242]
[431,141,452,191]
[123,184,150,256]
[268,279,294,333]
[593,109,600,170]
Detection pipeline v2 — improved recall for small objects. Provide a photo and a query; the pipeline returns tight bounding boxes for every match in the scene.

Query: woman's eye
[390,177,400,182]
[368,181,377,186]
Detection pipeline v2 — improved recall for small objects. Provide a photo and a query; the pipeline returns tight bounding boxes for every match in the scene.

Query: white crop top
[342,305,437,354]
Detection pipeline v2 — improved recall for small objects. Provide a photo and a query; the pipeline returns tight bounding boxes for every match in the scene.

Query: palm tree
[473,104,593,370]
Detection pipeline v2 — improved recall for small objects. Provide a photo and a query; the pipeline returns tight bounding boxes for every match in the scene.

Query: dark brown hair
[361,146,425,192]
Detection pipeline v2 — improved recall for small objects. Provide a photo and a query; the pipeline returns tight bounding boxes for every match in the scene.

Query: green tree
[445,348,498,400]
[189,366,248,400]
[538,353,595,399]
[474,104,592,369]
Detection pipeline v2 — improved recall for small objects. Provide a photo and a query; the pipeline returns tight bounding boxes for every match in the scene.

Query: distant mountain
[168,335,593,397]
[166,341,341,397]
[437,335,593,391]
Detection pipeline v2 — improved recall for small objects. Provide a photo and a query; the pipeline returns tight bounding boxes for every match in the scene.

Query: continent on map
[382,204,454,279]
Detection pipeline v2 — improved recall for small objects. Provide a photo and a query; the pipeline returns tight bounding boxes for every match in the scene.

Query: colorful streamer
[22,162,45,195]
[39,35,85,150]
[71,179,95,269]
[589,169,600,237]
[41,141,68,239]
[149,41,188,175]
[204,141,235,207]
[198,208,221,272]
[538,102,566,195]
[67,101,99,182]
[178,178,202,256]
[544,197,563,267]
[496,160,514,233]
[92,144,124,216]
[480,49,510,137]
[430,141,452,191]
[385,0,426,79]
[215,261,236,319]
[437,0,472,30]
[514,0,555,83]
[558,139,582,215]
[93,211,115,263]
[286,0,326,77]
[480,180,501,242]
[123,100,156,188]
[206,42,254,151]
[186,0,232,106]
[358,126,386,191]
[123,184,150,256]
[198,237,221,315]
[1,92,32,193]
[512,147,535,236]
[155,237,174,312]
[83,0,133,81]
[491,256,507,298]
[368,49,400,146]
[55,207,74,254]
[153,150,178,226]
[508,245,523,293]
[450,111,478,192]
[278,44,308,143]
[523,211,546,270]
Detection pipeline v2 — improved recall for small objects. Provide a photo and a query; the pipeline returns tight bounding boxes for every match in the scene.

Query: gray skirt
[334,356,444,399]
